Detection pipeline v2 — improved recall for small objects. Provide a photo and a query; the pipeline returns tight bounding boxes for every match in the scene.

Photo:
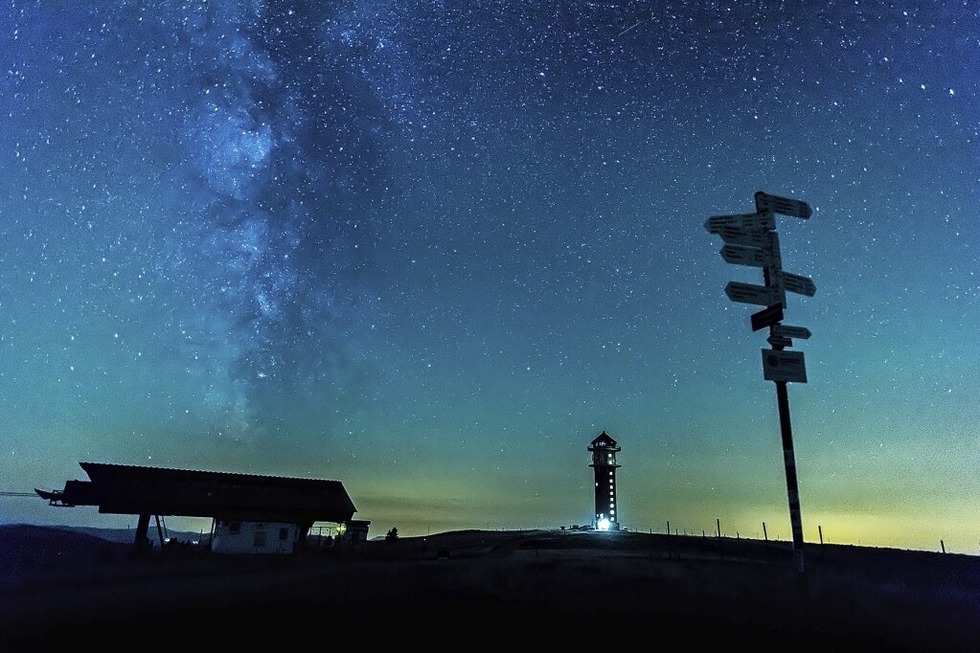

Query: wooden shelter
[36,462,360,551]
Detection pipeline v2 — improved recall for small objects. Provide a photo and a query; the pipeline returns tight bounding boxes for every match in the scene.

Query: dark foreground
[2,525,980,650]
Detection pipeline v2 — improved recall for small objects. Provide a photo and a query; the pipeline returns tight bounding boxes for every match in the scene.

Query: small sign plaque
[761,349,807,383]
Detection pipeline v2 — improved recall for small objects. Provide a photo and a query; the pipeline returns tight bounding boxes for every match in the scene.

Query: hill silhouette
[1,525,979,650]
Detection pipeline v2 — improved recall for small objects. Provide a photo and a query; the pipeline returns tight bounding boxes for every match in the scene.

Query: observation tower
[588,431,621,531]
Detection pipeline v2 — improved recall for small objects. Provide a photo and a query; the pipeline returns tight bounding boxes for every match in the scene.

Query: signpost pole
[765,258,806,575]
[774,378,805,574]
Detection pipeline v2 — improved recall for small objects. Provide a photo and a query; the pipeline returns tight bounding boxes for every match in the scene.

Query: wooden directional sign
[721,244,766,267]
[773,324,812,340]
[777,271,816,297]
[725,281,778,306]
[751,303,783,331]
[716,225,771,248]
[704,212,775,234]
[761,348,807,383]
[767,334,793,348]
[754,191,812,219]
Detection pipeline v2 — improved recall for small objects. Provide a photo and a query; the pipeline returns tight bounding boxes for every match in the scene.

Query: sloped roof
[41,462,357,525]
[588,430,620,451]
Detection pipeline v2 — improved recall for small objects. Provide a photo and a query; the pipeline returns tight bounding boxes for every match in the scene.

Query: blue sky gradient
[1,1,978,552]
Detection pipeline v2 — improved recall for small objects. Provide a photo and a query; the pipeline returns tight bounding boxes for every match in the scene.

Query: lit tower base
[588,431,621,531]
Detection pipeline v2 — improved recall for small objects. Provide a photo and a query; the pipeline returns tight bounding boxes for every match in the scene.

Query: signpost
[706,190,815,575]
[751,303,784,332]
[754,191,812,219]
[761,349,807,383]
[704,211,776,233]
[773,324,811,340]
[767,334,793,349]
[777,271,816,297]
[715,225,771,248]
[725,281,778,306]
[721,244,766,267]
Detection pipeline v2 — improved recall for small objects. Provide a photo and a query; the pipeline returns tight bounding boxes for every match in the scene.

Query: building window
[229,521,241,534]
[279,527,289,541]
[253,530,268,548]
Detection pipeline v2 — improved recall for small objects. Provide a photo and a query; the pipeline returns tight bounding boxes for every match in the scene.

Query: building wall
[345,520,370,544]
[211,520,299,554]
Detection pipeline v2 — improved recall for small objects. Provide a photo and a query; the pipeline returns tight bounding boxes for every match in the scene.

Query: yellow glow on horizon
[803,510,980,554]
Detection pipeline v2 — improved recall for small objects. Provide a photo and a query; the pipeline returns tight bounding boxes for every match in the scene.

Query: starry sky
[1,1,978,553]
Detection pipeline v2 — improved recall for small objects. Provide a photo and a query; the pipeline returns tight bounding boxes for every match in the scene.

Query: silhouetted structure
[588,431,621,531]
[36,462,364,553]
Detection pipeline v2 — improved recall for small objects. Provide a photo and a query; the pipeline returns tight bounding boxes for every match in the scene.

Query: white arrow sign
[777,271,816,297]
[773,324,812,340]
[721,244,766,267]
[704,212,775,234]
[725,281,779,306]
[754,191,812,219]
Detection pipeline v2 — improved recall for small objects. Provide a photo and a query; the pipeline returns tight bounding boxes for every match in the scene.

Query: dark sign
[750,302,783,332]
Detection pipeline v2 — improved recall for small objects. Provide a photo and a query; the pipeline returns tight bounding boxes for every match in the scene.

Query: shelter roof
[38,462,357,525]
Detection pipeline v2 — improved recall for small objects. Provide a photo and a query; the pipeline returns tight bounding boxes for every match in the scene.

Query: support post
[134,512,151,553]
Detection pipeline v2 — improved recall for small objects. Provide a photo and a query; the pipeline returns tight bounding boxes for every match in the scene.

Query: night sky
[2,1,978,552]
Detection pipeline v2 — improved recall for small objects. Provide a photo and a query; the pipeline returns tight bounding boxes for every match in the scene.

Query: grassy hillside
[1,525,978,650]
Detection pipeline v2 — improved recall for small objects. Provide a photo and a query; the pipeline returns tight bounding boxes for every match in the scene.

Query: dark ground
[2,525,980,650]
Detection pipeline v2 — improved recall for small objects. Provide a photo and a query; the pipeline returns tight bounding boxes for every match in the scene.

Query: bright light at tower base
[597,518,611,531]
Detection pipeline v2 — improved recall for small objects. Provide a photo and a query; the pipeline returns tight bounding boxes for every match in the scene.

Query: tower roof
[588,430,620,451]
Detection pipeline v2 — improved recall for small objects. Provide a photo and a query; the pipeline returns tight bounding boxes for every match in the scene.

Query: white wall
[211,521,299,554]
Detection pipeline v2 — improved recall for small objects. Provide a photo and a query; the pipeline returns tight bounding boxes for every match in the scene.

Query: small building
[344,519,371,544]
